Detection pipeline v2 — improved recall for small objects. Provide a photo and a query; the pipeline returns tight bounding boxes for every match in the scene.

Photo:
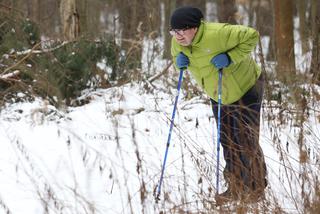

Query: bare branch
[2,42,41,75]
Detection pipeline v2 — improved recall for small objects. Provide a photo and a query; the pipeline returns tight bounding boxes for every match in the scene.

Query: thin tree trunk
[25,0,41,25]
[217,0,237,24]
[146,0,161,34]
[248,0,254,26]
[255,0,275,61]
[310,0,320,83]
[117,0,143,70]
[163,0,176,59]
[298,0,309,54]
[176,0,206,15]
[274,0,296,81]
[265,0,275,61]
[32,0,40,23]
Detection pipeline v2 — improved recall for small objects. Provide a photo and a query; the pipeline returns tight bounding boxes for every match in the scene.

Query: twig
[2,42,41,75]
[0,20,8,29]
[13,41,70,56]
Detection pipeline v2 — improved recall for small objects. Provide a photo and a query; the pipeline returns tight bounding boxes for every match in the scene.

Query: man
[170,6,267,203]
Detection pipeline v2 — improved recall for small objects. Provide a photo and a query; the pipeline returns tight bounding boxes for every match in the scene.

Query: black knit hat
[170,6,204,30]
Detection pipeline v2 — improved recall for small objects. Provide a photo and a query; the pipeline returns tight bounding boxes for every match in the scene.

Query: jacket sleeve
[218,24,259,64]
[171,37,179,70]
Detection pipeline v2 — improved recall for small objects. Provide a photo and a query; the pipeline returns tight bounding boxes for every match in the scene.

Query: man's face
[170,27,198,46]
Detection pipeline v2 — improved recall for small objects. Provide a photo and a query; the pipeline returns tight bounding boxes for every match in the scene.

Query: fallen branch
[0,70,21,85]
[13,41,70,56]
[147,61,173,83]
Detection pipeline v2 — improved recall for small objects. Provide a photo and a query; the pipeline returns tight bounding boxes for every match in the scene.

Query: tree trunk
[217,0,237,24]
[145,0,161,34]
[163,0,176,59]
[252,0,275,61]
[32,0,40,22]
[310,0,320,83]
[248,0,255,26]
[118,0,161,69]
[176,0,206,15]
[60,0,80,40]
[274,0,296,81]
[298,0,309,54]
[75,0,87,37]
[26,0,40,23]
[117,0,144,70]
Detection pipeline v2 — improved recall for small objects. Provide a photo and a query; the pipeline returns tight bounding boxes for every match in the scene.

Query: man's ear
[192,28,198,37]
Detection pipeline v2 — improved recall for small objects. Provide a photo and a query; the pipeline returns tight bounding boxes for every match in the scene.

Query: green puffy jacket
[171,21,261,104]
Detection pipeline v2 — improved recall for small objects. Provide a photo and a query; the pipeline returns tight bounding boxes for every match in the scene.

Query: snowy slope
[0,67,319,213]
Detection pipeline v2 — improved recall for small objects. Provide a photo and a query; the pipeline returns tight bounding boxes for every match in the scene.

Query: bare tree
[274,0,296,80]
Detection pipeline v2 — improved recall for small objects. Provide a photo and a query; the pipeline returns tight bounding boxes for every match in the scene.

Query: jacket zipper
[202,78,205,88]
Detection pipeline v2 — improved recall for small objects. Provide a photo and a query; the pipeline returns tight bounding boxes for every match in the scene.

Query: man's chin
[177,41,191,46]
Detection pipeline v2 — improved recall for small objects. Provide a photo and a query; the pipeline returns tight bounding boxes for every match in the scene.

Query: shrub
[1,36,121,107]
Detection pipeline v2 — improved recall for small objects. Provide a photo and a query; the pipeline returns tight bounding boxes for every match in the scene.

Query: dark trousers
[210,75,267,194]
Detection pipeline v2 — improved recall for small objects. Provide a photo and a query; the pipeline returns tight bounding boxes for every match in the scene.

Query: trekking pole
[155,68,184,202]
[216,68,223,195]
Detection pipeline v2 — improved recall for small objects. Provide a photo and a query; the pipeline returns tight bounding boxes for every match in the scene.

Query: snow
[1,67,319,213]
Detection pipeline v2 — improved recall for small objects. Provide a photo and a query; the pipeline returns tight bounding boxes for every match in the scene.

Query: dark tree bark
[176,0,206,15]
[217,0,237,24]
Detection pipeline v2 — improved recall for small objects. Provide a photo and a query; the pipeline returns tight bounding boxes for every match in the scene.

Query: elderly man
[170,6,267,203]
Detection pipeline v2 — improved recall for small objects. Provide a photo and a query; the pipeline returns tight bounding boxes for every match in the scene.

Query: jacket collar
[191,21,204,46]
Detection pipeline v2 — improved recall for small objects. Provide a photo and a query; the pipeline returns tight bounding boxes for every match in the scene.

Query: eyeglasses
[169,28,190,36]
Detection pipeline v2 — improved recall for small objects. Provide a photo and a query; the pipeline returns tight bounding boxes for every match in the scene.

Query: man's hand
[210,53,231,69]
[176,52,189,69]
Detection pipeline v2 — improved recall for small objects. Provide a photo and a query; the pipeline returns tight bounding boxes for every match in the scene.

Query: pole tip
[153,184,161,203]
[155,194,161,203]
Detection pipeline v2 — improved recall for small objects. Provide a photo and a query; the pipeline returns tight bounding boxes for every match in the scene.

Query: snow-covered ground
[0,64,319,213]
